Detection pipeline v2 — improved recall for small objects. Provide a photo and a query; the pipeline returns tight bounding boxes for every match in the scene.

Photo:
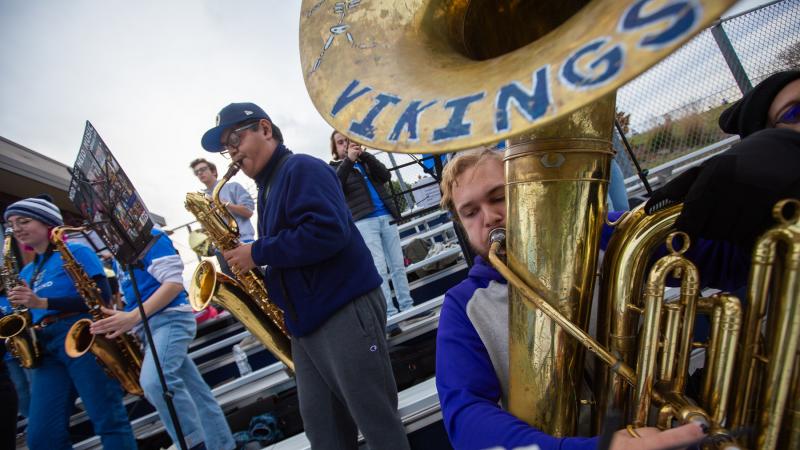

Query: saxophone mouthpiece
[223,162,241,180]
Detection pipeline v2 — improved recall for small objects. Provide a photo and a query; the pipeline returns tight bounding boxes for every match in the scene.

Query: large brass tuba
[56,227,144,396]
[0,227,42,368]
[185,163,293,371]
[731,199,800,449]
[296,0,800,448]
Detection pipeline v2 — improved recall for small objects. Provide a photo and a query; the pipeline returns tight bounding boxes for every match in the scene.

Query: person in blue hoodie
[435,149,717,450]
[90,228,235,450]
[4,196,136,450]
[201,102,410,450]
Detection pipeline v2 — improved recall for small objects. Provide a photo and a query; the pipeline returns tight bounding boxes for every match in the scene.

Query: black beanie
[718,70,800,138]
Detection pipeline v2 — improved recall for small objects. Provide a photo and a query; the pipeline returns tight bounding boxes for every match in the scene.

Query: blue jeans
[27,313,136,450]
[138,309,235,450]
[355,215,414,316]
[6,356,30,417]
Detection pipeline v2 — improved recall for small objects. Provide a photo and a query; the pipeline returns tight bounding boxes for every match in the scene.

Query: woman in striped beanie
[4,195,137,450]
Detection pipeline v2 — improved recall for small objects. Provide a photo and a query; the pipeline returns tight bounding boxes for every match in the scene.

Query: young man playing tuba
[435,149,726,450]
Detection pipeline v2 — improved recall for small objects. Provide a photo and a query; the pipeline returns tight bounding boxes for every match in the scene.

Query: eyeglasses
[221,121,260,157]
[7,218,34,230]
[193,166,210,175]
[775,102,800,126]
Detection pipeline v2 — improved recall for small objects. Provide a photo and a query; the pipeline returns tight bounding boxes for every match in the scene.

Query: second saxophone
[55,226,144,396]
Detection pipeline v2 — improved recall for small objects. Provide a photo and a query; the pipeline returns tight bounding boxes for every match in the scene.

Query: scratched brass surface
[299,0,736,154]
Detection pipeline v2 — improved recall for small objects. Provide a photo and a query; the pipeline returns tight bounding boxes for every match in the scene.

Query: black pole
[125,263,188,450]
[711,23,752,94]
[614,119,653,196]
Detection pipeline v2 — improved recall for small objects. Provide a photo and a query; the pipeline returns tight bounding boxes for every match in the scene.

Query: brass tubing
[758,235,799,450]
[655,389,710,431]
[700,294,742,427]
[488,242,636,387]
[593,204,682,431]
[731,200,800,450]
[660,303,682,382]
[632,233,700,428]
[190,260,294,372]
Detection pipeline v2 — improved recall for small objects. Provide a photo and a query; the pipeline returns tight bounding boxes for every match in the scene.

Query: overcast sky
[0,0,774,262]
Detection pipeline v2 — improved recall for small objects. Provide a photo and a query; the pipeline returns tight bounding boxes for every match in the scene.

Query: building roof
[0,135,166,226]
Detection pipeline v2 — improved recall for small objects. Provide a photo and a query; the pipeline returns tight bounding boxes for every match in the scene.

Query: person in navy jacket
[201,102,409,450]
[435,149,718,450]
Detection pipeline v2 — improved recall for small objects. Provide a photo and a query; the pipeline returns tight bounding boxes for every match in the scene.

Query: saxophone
[0,227,42,368]
[185,162,293,372]
[56,227,144,396]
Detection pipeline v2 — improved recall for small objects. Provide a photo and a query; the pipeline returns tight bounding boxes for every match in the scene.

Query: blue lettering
[388,100,437,142]
[348,93,401,140]
[560,38,624,90]
[331,79,372,116]
[432,93,485,143]
[494,67,551,133]
[620,0,699,49]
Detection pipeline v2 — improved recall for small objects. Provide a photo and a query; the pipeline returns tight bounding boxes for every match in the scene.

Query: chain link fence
[614,0,800,177]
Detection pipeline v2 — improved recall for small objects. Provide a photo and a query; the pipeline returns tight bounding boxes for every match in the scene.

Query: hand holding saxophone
[90,306,139,339]
[8,281,47,309]
[223,242,256,274]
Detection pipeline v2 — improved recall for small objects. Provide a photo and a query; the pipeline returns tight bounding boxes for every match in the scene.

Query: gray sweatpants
[293,288,411,450]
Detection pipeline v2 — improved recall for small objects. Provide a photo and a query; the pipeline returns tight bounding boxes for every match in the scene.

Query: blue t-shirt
[0,294,11,317]
[19,243,105,324]
[354,162,389,218]
[117,229,188,312]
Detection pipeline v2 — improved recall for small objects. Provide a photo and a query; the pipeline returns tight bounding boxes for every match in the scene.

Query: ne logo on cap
[244,110,254,115]
[215,114,221,126]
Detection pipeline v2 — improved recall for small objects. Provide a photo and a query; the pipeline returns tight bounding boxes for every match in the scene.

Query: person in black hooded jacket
[329,131,415,317]
[646,70,800,251]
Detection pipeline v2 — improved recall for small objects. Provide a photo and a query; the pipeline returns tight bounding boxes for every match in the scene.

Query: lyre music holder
[67,121,188,450]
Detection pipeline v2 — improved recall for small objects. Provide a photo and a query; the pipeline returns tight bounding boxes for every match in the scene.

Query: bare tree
[777,41,800,70]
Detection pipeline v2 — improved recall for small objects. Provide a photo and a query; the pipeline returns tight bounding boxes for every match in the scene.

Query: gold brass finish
[594,203,683,428]
[56,227,144,396]
[731,199,800,450]
[698,293,741,429]
[632,232,703,428]
[190,260,293,371]
[185,162,293,372]
[0,227,41,368]
[299,0,736,154]
[504,94,615,435]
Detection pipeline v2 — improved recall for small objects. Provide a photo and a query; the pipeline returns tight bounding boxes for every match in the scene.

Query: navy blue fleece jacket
[249,144,382,337]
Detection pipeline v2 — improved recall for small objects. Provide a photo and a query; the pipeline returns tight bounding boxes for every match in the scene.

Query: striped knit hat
[3,195,64,227]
